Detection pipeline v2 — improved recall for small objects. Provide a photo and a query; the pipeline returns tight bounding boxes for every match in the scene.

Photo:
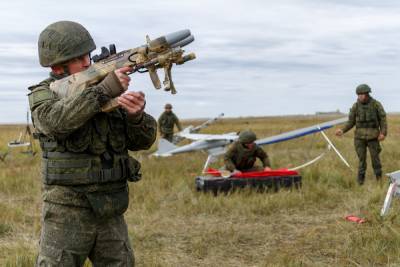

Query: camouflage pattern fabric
[356,84,372,94]
[29,72,157,266]
[341,97,387,140]
[238,130,257,143]
[224,141,270,172]
[158,111,182,140]
[38,21,96,67]
[36,202,134,266]
[354,138,382,184]
[341,97,387,184]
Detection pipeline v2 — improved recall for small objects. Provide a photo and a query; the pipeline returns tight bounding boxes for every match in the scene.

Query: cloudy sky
[1,0,400,123]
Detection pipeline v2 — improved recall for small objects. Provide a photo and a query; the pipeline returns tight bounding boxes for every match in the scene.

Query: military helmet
[239,130,257,144]
[164,103,173,109]
[356,84,372,95]
[38,21,96,67]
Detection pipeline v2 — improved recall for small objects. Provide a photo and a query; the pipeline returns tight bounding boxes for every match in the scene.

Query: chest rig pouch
[40,110,142,186]
[42,150,142,185]
[84,182,130,218]
[160,113,176,132]
[234,143,257,169]
[356,101,378,129]
[40,141,141,219]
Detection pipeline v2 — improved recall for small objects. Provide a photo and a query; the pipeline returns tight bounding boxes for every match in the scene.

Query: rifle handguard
[50,29,196,113]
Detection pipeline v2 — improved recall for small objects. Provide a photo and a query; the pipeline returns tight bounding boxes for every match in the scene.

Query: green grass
[1,116,400,266]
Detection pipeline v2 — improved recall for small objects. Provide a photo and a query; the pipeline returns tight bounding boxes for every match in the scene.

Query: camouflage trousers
[354,138,382,183]
[36,202,134,267]
[161,132,174,142]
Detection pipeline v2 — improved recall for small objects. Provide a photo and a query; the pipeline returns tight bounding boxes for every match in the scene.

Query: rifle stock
[49,30,196,112]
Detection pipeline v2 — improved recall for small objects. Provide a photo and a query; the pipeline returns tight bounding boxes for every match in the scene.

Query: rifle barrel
[171,35,195,48]
[164,30,191,45]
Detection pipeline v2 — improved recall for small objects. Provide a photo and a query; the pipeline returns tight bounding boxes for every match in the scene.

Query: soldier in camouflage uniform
[158,103,182,142]
[29,21,157,266]
[336,84,387,185]
[224,130,271,173]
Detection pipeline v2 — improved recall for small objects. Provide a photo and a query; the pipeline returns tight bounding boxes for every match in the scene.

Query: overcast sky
[1,0,400,123]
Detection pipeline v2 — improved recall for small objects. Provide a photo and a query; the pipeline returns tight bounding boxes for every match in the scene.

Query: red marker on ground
[345,215,366,224]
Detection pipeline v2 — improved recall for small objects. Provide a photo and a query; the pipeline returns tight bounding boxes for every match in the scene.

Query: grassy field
[1,115,400,266]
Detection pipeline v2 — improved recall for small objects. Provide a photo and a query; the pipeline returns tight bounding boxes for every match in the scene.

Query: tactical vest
[28,76,141,186]
[28,77,149,218]
[355,100,379,129]
[36,111,141,186]
[231,142,258,170]
[159,112,177,133]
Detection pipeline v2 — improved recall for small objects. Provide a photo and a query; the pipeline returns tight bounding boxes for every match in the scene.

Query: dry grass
[1,115,400,266]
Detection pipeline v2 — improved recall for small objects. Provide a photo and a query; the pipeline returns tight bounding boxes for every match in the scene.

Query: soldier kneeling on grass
[335,84,387,185]
[224,130,271,174]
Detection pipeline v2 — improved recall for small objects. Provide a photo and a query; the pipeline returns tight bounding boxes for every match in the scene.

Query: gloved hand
[98,68,131,97]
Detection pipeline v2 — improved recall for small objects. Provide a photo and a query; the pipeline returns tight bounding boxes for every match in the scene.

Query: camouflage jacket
[342,97,387,140]
[224,141,270,172]
[158,111,182,134]
[28,72,157,217]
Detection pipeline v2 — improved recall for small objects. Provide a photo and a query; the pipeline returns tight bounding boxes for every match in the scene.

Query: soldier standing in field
[335,84,387,185]
[158,103,182,142]
[224,130,271,173]
[29,21,157,266]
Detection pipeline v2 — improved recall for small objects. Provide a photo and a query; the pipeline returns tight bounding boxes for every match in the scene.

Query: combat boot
[357,175,365,185]
[376,174,386,188]
[375,171,382,181]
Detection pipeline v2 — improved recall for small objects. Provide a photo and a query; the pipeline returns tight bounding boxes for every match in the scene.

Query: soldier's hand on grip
[378,133,385,141]
[114,66,133,91]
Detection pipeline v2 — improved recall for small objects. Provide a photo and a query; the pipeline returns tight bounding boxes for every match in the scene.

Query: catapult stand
[381,170,400,216]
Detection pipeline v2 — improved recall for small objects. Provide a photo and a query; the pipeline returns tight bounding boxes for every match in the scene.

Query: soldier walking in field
[29,21,157,266]
[335,84,387,185]
[158,103,182,142]
[224,130,271,173]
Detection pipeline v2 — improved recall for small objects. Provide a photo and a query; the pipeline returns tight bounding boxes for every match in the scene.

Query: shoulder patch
[28,87,56,110]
